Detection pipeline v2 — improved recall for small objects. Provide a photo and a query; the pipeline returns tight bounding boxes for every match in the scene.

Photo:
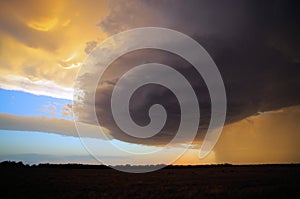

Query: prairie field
[1,164,300,199]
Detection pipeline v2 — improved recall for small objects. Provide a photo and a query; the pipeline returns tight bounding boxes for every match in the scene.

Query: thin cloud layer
[0,113,110,139]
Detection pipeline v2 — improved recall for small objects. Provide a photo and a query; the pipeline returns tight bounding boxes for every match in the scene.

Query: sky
[0,0,300,165]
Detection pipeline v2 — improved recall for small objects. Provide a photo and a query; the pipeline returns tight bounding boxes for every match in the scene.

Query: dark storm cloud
[94,49,211,145]
[79,0,300,146]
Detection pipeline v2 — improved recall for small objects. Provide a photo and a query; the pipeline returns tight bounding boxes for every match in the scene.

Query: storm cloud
[75,0,300,146]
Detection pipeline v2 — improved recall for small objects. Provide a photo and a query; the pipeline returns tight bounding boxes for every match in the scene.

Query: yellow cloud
[0,0,109,99]
[27,17,59,32]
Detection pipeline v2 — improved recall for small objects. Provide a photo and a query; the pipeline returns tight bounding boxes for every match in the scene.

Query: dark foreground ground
[1,164,300,199]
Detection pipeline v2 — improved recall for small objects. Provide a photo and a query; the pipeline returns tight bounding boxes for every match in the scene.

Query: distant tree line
[0,161,298,169]
[0,161,109,169]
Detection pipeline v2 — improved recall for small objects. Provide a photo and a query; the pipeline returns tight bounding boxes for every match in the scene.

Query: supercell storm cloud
[74,0,300,146]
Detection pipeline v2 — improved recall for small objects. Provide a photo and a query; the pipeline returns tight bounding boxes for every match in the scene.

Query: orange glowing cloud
[0,0,109,99]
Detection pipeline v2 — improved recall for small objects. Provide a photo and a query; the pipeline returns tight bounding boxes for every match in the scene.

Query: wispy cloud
[0,74,74,100]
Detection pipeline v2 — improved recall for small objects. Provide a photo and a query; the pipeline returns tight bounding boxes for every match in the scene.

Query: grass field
[1,164,300,199]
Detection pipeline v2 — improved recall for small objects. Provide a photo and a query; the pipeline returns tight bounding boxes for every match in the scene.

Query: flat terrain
[1,165,300,199]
